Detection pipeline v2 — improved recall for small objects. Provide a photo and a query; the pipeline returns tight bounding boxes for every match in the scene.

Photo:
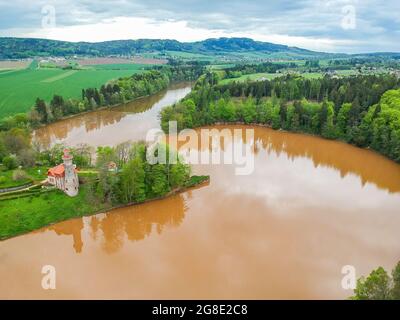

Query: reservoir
[1,83,400,299]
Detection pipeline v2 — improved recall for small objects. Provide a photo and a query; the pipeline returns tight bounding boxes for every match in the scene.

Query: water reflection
[2,86,400,299]
[178,125,400,194]
[44,219,84,253]
[36,192,194,254]
[33,83,192,148]
[33,124,400,255]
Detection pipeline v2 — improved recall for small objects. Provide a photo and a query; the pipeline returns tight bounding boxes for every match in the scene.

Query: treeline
[91,142,193,205]
[215,73,400,111]
[0,37,322,59]
[30,70,170,125]
[223,62,296,79]
[27,64,205,126]
[352,261,400,300]
[0,125,33,170]
[160,61,206,81]
[329,57,400,69]
[160,72,400,163]
[0,131,93,171]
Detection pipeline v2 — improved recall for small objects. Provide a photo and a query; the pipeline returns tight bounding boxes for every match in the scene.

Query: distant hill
[0,37,333,59]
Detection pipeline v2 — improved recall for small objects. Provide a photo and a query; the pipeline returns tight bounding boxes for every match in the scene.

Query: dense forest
[215,73,400,110]
[161,72,400,163]
[223,62,297,79]
[92,142,194,205]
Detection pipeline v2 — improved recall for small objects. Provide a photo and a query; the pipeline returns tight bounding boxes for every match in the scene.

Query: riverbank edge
[0,175,210,241]
[187,121,400,164]
[31,81,192,130]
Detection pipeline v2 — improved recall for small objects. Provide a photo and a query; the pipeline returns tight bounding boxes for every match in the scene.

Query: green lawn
[0,170,32,189]
[0,184,109,240]
[0,166,48,189]
[0,66,146,118]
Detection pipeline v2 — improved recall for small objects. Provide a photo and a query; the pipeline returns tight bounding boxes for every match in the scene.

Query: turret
[62,149,79,197]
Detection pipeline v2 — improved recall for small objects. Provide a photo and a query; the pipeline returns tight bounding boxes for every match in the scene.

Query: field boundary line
[41,70,78,83]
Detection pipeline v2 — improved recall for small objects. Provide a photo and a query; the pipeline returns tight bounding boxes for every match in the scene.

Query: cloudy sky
[0,0,399,53]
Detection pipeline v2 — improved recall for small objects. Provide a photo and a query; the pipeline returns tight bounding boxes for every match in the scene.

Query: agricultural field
[0,64,148,118]
[0,59,32,71]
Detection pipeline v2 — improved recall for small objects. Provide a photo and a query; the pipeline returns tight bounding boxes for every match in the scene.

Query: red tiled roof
[48,164,65,177]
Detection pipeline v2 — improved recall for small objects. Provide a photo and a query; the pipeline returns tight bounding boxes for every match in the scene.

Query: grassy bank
[0,175,209,240]
[0,166,47,190]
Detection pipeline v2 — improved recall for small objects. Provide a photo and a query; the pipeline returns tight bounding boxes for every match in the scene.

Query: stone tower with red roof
[47,149,79,197]
[62,149,79,197]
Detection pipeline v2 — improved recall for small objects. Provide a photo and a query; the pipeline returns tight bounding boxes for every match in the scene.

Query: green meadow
[0,65,147,118]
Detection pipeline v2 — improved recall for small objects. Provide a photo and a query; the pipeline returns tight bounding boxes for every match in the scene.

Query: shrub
[12,169,28,181]
[2,155,18,170]
[0,176,6,184]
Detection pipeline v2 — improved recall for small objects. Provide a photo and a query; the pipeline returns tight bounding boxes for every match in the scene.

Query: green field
[0,65,146,118]
[0,166,48,189]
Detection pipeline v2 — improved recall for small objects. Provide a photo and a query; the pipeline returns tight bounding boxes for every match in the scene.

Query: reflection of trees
[37,193,188,254]
[91,193,187,254]
[249,126,400,194]
[33,90,167,149]
[181,125,400,193]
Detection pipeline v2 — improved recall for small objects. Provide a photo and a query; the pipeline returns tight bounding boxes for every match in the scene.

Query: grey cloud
[0,0,399,52]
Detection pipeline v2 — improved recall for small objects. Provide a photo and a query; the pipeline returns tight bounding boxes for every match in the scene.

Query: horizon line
[1,35,400,56]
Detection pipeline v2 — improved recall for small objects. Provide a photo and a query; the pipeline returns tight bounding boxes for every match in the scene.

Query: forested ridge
[0,37,320,59]
[161,72,400,162]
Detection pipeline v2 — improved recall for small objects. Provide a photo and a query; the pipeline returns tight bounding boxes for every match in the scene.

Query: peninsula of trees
[0,140,209,240]
[161,72,400,163]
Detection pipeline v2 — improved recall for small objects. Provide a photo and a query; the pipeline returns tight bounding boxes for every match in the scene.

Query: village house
[47,149,79,197]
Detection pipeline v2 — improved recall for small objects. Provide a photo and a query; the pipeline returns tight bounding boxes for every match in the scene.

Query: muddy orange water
[32,82,193,148]
[1,84,400,299]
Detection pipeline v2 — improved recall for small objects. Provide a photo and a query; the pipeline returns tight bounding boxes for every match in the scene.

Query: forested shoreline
[0,140,209,240]
[0,63,204,174]
[0,64,208,239]
[161,72,400,163]
[28,64,204,127]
